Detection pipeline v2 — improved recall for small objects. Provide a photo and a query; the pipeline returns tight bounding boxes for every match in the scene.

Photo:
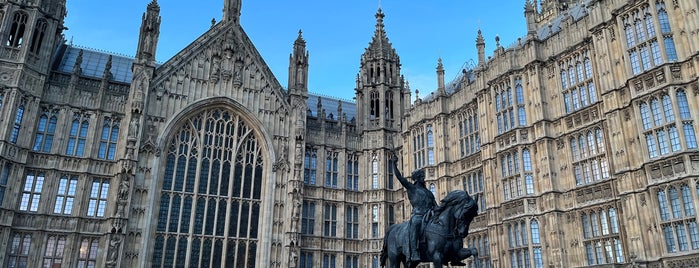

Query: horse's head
[435,190,479,238]
[454,194,478,238]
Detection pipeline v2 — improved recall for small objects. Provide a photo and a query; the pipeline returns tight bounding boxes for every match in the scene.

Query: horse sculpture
[381,190,479,268]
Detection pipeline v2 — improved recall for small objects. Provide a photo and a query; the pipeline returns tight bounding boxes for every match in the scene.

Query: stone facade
[0,0,698,267]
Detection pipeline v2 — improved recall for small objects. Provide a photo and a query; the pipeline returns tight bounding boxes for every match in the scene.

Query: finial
[73,50,84,74]
[298,29,303,38]
[495,35,501,47]
[103,55,113,80]
[437,57,444,70]
[211,18,216,28]
[147,0,160,10]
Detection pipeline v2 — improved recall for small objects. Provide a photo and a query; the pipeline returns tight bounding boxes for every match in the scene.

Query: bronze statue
[382,154,479,268]
[390,155,437,265]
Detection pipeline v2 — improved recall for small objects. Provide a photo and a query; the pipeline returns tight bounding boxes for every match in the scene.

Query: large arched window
[33,113,57,152]
[7,12,28,47]
[369,90,380,119]
[153,107,265,267]
[29,19,47,54]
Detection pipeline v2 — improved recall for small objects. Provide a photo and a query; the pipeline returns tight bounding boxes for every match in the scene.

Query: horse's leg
[431,255,443,268]
[456,247,479,267]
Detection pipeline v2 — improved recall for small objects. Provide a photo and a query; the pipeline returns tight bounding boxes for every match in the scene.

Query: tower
[355,8,405,133]
[354,8,407,250]
[0,0,67,147]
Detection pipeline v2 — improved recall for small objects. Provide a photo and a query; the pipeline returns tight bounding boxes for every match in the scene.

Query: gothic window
[77,238,99,268]
[427,125,435,165]
[345,255,359,268]
[371,156,379,189]
[19,171,44,212]
[560,51,597,113]
[346,154,359,191]
[10,101,25,144]
[300,252,313,268]
[0,163,11,207]
[507,220,536,268]
[458,109,481,157]
[466,233,492,268]
[304,148,317,185]
[87,178,109,217]
[370,90,380,119]
[98,117,120,160]
[33,113,57,152]
[515,79,527,126]
[29,19,47,54]
[385,90,394,121]
[464,170,486,212]
[623,2,676,74]
[302,201,315,235]
[324,204,337,237]
[429,183,436,196]
[372,205,379,238]
[387,156,394,189]
[323,254,337,268]
[346,206,359,239]
[6,233,31,268]
[66,114,90,157]
[43,235,66,267]
[657,183,699,253]
[571,127,610,186]
[6,12,28,47]
[53,175,77,215]
[325,151,338,188]
[639,89,697,158]
[582,206,624,265]
[495,81,518,134]
[153,107,265,267]
[502,148,534,200]
[413,126,426,169]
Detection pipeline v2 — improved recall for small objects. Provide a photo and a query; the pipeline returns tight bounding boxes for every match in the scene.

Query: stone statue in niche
[106,235,122,267]
[128,117,140,139]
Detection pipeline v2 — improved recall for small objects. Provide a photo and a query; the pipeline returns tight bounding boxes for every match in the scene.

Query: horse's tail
[380,225,391,267]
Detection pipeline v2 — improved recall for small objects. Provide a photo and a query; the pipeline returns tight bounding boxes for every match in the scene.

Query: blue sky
[64,1,525,101]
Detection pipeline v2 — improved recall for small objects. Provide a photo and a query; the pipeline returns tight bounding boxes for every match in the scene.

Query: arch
[149,97,276,267]
[7,11,28,47]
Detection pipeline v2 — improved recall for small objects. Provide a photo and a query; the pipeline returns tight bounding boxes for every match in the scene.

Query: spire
[476,29,486,65]
[364,8,398,61]
[102,55,113,80]
[288,29,309,93]
[524,0,538,38]
[224,0,242,23]
[137,0,161,64]
[436,58,446,96]
[72,50,83,75]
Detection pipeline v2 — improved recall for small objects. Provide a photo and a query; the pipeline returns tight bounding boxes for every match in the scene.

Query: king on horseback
[390,152,436,265]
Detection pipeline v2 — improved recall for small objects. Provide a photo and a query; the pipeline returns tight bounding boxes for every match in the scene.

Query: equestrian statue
[381,153,479,268]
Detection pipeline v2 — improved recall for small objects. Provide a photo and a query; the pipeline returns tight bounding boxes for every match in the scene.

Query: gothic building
[0,0,697,267]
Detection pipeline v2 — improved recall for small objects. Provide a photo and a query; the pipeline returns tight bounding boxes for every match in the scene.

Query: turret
[136,0,161,65]
[288,30,309,96]
[436,58,446,96]
[356,8,405,132]
[476,29,486,66]
[524,0,538,38]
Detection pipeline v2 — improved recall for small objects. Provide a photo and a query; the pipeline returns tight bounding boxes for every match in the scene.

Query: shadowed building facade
[0,0,698,267]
